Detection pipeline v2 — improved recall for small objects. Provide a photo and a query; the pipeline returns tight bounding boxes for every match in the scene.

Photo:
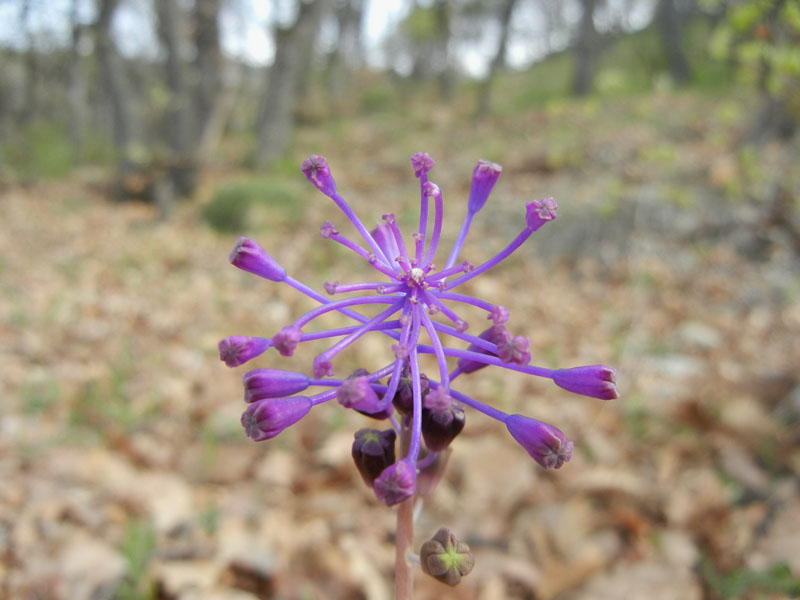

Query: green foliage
[202,177,304,233]
[20,376,60,415]
[1,122,74,180]
[700,557,800,599]
[709,0,800,97]
[114,520,157,600]
[403,6,439,42]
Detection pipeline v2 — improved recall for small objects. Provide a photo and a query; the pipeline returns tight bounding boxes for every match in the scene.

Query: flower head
[420,528,475,587]
[222,153,616,505]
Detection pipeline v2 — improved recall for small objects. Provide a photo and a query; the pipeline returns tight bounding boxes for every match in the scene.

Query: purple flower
[219,336,271,367]
[553,365,618,400]
[221,153,616,492]
[505,414,574,469]
[241,396,312,441]
[243,369,310,402]
[373,458,416,506]
[301,154,336,196]
[468,160,502,214]
[229,237,286,282]
[525,197,558,232]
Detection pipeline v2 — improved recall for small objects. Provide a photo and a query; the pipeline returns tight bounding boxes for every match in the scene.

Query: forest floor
[2,87,800,600]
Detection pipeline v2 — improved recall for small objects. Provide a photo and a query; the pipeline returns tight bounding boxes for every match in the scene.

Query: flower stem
[394,423,414,600]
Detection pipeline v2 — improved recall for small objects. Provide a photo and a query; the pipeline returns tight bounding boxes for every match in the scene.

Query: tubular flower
[220,153,618,503]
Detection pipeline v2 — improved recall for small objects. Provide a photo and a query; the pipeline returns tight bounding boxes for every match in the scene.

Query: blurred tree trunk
[20,0,37,125]
[67,0,87,158]
[476,0,519,117]
[325,0,364,115]
[156,0,196,197]
[95,0,138,191]
[254,0,325,168]
[658,0,691,84]
[572,0,599,97]
[435,0,454,102]
[193,0,223,153]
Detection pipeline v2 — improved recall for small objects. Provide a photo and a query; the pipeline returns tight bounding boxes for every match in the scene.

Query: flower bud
[301,154,336,196]
[391,364,430,417]
[370,222,401,264]
[312,354,333,378]
[373,458,416,506]
[229,237,286,282]
[468,159,502,214]
[525,197,558,232]
[243,369,310,402]
[456,325,506,374]
[419,528,474,587]
[505,414,573,469]
[411,152,435,177]
[241,396,312,441]
[552,365,619,400]
[218,336,271,367]
[351,428,397,486]
[272,326,302,357]
[421,387,465,451]
[497,332,531,366]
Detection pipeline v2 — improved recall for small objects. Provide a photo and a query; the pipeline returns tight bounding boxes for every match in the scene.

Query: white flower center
[409,267,425,285]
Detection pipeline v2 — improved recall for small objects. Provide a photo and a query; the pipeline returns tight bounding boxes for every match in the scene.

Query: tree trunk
[95,0,138,194]
[254,0,325,168]
[193,0,222,146]
[572,0,598,97]
[658,0,691,84]
[67,0,87,158]
[156,0,196,197]
[325,0,364,115]
[435,0,455,103]
[476,0,519,117]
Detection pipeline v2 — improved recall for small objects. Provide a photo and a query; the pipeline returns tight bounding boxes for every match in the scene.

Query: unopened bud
[419,528,474,587]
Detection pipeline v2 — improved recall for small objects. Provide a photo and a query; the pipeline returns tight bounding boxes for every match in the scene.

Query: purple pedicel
[222,153,617,496]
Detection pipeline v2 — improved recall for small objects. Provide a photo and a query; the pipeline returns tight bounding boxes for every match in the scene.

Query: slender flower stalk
[220,153,618,596]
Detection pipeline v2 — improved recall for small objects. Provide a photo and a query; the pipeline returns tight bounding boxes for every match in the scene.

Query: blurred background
[1,0,799,598]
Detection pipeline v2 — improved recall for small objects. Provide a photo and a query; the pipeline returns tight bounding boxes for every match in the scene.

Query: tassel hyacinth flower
[220,152,618,504]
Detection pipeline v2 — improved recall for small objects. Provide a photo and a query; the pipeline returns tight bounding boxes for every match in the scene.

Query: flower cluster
[220,153,618,507]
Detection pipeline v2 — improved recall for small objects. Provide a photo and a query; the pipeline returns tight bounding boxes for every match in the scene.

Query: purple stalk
[444,211,475,270]
[444,227,533,291]
[293,295,401,329]
[422,183,443,268]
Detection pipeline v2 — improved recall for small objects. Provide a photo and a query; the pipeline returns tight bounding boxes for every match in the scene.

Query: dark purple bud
[301,154,336,196]
[272,326,302,357]
[218,336,271,367]
[241,396,312,441]
[351,428,397,486]
[373,458,416,506]
[391,364,430,417]
[419,527,475,587]
[456,325,507,374]
[229,237,286,282]
[243,369,310,402]
[525,197,558,232]
[553,365,618,400]
[411,152,435,177]
[468,159,502,214]
[421,387,465,452]
[370,222,402,264]
[505,414,574,469]
[497,332,531,366]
